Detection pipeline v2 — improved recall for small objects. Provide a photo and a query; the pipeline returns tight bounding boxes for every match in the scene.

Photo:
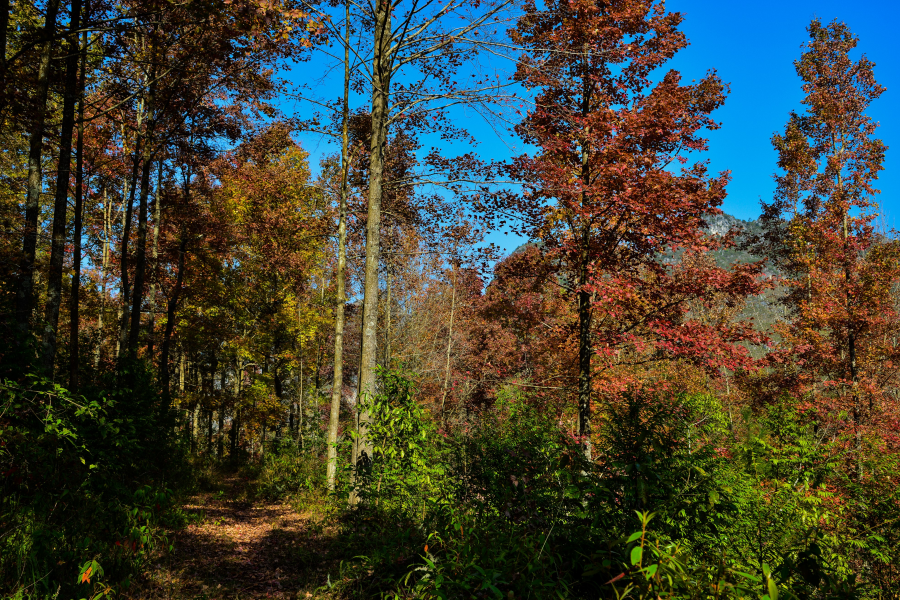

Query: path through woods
[129,476,337,599]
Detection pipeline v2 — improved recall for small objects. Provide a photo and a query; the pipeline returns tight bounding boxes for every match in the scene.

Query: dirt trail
[130,477,333,599]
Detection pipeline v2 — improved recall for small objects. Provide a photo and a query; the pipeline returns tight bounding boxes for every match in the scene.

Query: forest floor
[128,474,339,600]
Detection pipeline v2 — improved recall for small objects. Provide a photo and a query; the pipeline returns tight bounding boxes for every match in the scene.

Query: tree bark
[118,135,142,358]
[41,0,84,374]
[351,0,392,505]
[147,162,163,357]
[440,266,456,423]
[217,401,224,459]
[159,231,184,406]
[0,0,9,114]
[384,266,392,366]
[576,46,593,461]
[297,352,305,451]
[15,0,60,335]
[160,173,191,406]
[129,45,161,353]
[69,8,88,388]
[231,360,241,456]
[326,0,352,491]
[95,189,111,368]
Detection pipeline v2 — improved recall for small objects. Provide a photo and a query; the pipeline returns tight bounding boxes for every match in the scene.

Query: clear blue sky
[665,0,899,224]
[290,0,899,248]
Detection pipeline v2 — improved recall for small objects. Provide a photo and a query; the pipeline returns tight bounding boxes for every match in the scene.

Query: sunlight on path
[129,478,329,599]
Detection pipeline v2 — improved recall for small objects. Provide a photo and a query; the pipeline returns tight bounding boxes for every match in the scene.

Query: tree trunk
[260,420,266,459]
[327,0,352,491]
[351,0,391,505]
[577,262,592,461]
[118,135,142,358]
[217,404,224,459]
[147,162,163,357]
[0,0,8,84]
[128,146,155,353]
[191,400,199,454]
[178,349,186,392]
[440,266,457,423]
[297,354,305,451]
[231,361,241,456]
[159,232,185,406]
[95,189,111,368]
[15,0,60,334]
[68,12,88,389]
[576,48,593,461]
[41,0,84,375]
[384,266,392,366]
[160,172,191,405]
[207,409,213,454]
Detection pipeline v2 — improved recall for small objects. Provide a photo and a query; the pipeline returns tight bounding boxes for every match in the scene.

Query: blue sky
[666,0,899,223]
[290,0,899,253]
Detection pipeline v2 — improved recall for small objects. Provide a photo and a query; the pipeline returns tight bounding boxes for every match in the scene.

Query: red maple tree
[759,19,900,455]
[486,0,766,456]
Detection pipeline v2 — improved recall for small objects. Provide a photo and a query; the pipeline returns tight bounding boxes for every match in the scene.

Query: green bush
[332,373,889,599]
[0,360,187,599]
[255,436,324,501]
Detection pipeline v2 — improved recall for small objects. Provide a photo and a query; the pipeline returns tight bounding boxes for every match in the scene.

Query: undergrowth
[305,368,900,599]
[0,354,192,600]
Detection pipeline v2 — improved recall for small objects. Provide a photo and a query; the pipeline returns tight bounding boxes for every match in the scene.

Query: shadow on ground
[126,477,344,599]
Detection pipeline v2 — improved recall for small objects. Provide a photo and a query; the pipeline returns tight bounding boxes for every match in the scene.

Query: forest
[1,0,899,598]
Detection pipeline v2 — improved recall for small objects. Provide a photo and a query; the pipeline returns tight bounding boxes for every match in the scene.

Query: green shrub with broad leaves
[327,369,897,599]
[255,436,324,500]
[0,359,187,599]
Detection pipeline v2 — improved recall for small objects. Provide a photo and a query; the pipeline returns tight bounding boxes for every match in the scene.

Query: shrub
[0,360,186,599]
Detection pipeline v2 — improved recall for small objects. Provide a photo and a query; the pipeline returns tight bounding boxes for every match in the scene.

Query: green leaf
[767,577,779,600]
[630,546,642,566]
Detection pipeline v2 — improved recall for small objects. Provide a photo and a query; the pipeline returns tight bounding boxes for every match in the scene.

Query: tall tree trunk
[440,266,457,423]
[0,0,9,115]
[161,234,186,405]
[160,172,191,406]
[217,386,224,459]
[384,266,392,366]
[147,162,163,357]
[207,408,213,454]
[314,278,325,393]
[576,48,593,461]
[15,0,60,335]
[41,0,84,374]
[326,0,352,491]
[191,402,198,454]
[68,9,88,389]
[289,401,295,435]
[576,253,592,461]
[351,0,391,505]
[128,145,155,353]
[179,349,186,392]
[231,360,241,456]
[118,135,142,357]
[95,188,111,368]
[297,351,305,451]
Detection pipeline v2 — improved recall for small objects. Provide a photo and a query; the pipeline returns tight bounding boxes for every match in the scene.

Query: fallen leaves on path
[126,477,334,599]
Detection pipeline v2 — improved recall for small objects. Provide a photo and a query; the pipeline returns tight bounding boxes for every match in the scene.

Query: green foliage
[352,367,450,518]
[325,370,894,599]
[255,437,324,500]
[0,360,187,599]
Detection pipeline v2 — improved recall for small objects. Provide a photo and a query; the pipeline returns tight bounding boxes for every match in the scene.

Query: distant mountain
[703,212,777,276]
[509,211,773,272]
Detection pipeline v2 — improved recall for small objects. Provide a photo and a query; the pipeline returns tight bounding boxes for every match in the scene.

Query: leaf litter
[126,476,336,599]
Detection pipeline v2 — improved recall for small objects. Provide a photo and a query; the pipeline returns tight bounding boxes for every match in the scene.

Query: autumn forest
[1,0,899,598]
